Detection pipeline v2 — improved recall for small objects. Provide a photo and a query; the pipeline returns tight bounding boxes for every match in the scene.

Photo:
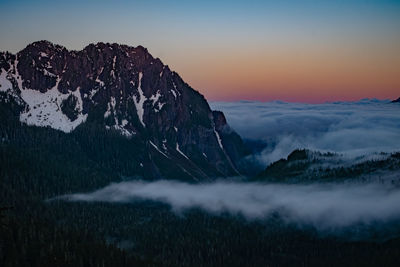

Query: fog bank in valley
[56,180,400,230]
[211,99,400,165]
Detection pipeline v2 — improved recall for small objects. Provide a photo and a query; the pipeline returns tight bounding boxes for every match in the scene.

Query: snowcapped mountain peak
[0,40,249,179]
[0,41,181,135]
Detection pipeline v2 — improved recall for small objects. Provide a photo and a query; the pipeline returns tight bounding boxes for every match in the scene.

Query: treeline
[0,98,153,266]
[256,149,400,183]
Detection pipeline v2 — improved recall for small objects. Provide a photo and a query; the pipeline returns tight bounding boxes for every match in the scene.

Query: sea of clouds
[210,99,400,165]
[57,180,400,230]
[53,99,400,234]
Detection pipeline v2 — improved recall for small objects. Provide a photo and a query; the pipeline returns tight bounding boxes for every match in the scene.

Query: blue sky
[1,0,399,102]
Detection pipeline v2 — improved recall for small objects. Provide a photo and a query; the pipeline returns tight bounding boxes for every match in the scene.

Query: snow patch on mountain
[176,143,189,160]
[149,90,165,112]
[108,116,135,137]
[133,72,146,127]
[110,56,117,79]
[156,102,165,112]
[19,78,87,132]
[104,102,112,118]
[150,141,169,158]
[214,128,224,150]
[171,79,179,99]
[0,70,13,92]
[150,91,161,104]
[112,124,135,137]
[42,68,56,77]
[170,89,177,99]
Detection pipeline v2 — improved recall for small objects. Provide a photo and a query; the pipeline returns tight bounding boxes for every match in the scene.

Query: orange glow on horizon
[164,40,400,103]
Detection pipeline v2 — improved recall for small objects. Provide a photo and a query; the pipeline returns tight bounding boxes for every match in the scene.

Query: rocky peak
[0,40,249,180]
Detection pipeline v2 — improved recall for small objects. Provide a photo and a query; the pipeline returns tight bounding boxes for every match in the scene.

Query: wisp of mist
[210,99,400,165]
[56,180,400,231]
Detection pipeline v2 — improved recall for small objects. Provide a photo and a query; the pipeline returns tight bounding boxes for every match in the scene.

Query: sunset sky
[0,0,399,103]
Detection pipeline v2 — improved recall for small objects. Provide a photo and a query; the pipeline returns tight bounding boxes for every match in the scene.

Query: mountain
[255,149,400,183]
[0,40,249,181]
[392,97,400,103]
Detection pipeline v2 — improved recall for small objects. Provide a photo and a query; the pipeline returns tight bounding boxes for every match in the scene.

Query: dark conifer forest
[2,95,400,267]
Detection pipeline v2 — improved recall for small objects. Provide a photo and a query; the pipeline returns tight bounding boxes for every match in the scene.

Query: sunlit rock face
[0,40,249,180]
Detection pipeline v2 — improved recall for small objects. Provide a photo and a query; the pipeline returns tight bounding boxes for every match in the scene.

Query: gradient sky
[0,0,399,103]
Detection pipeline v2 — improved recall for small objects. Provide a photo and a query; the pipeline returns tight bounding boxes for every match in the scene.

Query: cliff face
[0,41,248,180]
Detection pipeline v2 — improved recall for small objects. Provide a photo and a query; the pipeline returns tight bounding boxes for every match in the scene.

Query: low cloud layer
[211,99,400,165]
[57,180,400,230]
